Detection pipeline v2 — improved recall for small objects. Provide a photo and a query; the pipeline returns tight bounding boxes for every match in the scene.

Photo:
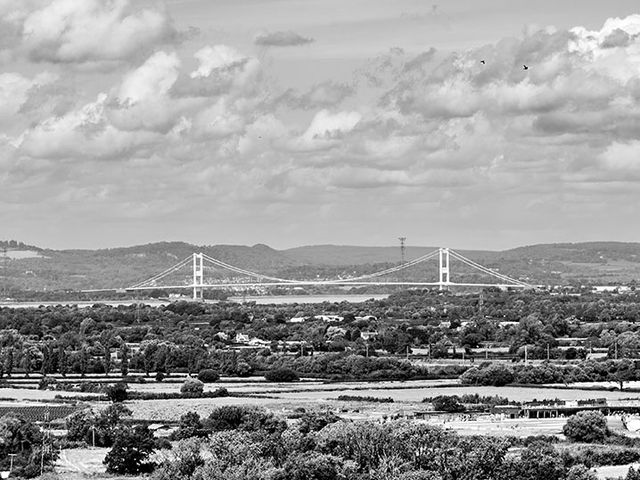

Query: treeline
[126,405,611,480]
[461,360,640,388]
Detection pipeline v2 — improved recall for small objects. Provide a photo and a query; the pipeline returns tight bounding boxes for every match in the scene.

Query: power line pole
[398,237,406,283]
[2,246,7,299]
[398,237,406,265]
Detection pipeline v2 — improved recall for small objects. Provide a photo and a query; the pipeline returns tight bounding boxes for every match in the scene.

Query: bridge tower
[192,252,204,300]
[438,247,450,291]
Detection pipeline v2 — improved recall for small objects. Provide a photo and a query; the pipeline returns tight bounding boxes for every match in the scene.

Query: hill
[1,240,640,292]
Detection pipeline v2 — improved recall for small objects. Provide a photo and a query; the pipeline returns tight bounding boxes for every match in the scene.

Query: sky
[1,0,640,251]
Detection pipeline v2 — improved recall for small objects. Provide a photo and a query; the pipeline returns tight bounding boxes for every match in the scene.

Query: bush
[264,368,299,382]
[180,377,204,396]
[235,362,253,377]
[431,395,466,413]
[197,369,220,383]
[103,425,155,475]
[105,382,128,403]
[205,406,287,433]
[563,411,609,443]
[336,395,394,403]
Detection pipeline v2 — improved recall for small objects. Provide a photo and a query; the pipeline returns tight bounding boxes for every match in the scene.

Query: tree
[0,414,58,478]
[563,411,609,443]
[431,395,466,413]
[105,382,128,403]
[103,345,112,376]
[66,404,132,447]
[282,452,345,480]
[172,411,208,440]
[78,345,89,377]
[119,342,129,377]
[197,369,220,383]
[180,377,204,396]
[264,368,299,382]
[567,465,597,480]
[153,438,204,480]
[57,345,68,377]
[611,360,636,390]
[505,442,565,480]
[104,425,155,474]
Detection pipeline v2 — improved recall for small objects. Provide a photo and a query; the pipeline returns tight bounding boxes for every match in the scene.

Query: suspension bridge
[82,248,535,300]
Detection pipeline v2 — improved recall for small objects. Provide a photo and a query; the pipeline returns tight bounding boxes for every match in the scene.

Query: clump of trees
[104,425,155,474]
[180,377,204,396]
[0,414,58,478]
[563,411,610,443]
[197,369,220,383]
[460,360,640,388]
[431,395,466,413]
[152,411,604,480]
[264,368,299,382]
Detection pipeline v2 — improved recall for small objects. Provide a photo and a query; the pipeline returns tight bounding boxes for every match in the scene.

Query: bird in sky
[523,64,529,70]
[480,60,486,64]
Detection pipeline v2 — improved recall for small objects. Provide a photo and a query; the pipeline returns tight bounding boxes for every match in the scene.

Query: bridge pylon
[192,252,204,300]
[438,247,450,291]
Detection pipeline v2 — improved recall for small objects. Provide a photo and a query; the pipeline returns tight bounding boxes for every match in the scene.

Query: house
[360,331,379,341]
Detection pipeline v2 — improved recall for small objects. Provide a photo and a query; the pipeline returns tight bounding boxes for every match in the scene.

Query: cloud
[0,71,56,129]
[5,11,640,249]
[599,141,640,172]
[15,93,158,159]
[16,0,175,65]
[254,30,314,47]
[277,81,354,110]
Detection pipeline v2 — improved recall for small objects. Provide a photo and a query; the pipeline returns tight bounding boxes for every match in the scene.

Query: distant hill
[1,240,640,292]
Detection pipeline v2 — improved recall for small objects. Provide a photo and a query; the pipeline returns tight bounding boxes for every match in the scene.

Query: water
[228,294,389,304]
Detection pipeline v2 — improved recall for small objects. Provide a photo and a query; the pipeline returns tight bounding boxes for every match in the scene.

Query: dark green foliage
[197,368,220,383]
[280,452,344,480]
[265,368,299,382]
[563,411,609,443]
[206,406,287,434]
[180,377,204,396]
[172,411,209,440]
[104,425,155,474]
[297,410,341,434]
[431,395,466,413]
[65,404,132,447]
[0,414,58,478]
[235,361,253,377]
[562,444,640,468]
[105,382,128,402]
[336,395,394,403]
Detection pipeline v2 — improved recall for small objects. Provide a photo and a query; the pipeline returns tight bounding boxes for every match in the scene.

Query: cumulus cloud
[5,10,640,249]
[16,93,158,159]
[254,30,314,47]
[277,81,354,110]
[0,71,56,129]
[118,51,180,103]
[14,0,175,65]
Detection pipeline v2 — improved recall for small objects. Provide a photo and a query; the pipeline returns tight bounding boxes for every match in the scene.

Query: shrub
[206,406,287,433]
[336,395,394,403]
[264,368,299,382]
[235,362,253,377]
[431,395,466,413]
[103,425,155,475]
[197,369,220,383]
[563,411,609,443]
[180,377,204,396]
[105,382,128,403]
